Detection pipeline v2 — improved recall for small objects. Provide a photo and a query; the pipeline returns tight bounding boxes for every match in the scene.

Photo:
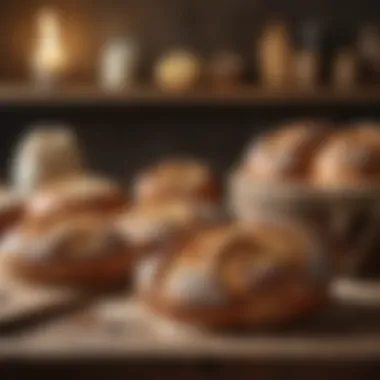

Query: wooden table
[1,280,380,379]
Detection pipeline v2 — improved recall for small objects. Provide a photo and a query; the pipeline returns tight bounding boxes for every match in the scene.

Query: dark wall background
[1,103,379,185]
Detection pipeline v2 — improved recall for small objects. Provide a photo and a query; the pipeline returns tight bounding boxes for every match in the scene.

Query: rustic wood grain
[0,257,89,333]
[2,285,380,361]
[1,281,380,378]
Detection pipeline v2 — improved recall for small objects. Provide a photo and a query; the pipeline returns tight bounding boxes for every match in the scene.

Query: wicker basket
[228,171,380,284]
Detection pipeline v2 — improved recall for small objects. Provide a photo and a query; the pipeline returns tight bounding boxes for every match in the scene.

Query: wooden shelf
[0,85,379,106]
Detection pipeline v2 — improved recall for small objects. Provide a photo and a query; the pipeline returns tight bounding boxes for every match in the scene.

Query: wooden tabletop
[1,280,380,379]
[1,280,380,362]
[1,301,380,361]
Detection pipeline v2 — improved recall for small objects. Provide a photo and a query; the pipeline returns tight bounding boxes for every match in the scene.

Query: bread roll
[0,174,130,286]
[1,213,133,286]
[117,200,219,253]
[312,124,380,188]
[243,120,331,183]
[137,216,329,328]
[25,176,126,225]
[133,159,219,206]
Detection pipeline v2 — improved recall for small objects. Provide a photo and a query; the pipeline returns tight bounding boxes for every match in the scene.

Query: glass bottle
[99,37,138,91]
[258,20,294,88]
[357,25,380,83]
[294,21,322,89]
[208,50,244,89]
[332,47,357,88]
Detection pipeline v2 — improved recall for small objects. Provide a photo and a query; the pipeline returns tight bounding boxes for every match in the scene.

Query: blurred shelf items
[0,5,379,104]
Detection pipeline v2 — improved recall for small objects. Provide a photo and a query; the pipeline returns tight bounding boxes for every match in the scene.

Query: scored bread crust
[312,124,380,189]
[243,120,332,183]
[242,120,380,189]
[137,217,329,327]
[5,252,133,287]
[25,176,126,225]
[1,210,133,287]
[116,200,221,255]
[133,159,219,206]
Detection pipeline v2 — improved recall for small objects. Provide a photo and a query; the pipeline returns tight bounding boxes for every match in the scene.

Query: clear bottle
[258,20,294,88]
[332,47,357,88]
[99,37,138,91]
[208,50,244,89]
[294,21,322,89]
[357,25,380,83]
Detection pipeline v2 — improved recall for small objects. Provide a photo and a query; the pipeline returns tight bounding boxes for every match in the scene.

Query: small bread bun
[312,125,380,188]
[243,120,331,183]
[0,213,133,286]
[0,187,24,234]
[25,176,126,225]
[117,200,219,253]
[133,159,219,206]
[137,217,329,328]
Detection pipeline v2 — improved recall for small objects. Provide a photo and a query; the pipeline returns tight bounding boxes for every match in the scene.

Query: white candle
[32,8,66,87]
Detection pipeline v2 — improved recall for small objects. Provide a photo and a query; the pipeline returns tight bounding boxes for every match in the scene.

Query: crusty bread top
[25,176,126,222]
[137,217,327,309]
[133,159,218,205]
[312,124,380,188]
[0,213,130,263]
[243,120,331,183]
